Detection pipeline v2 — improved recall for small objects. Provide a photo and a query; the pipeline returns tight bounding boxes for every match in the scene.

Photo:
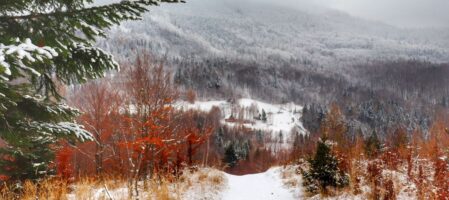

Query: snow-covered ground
[176,100,228,113]
[176,98,308,146]
[68,163,423,200]
[67,168,227,200]
[67,167,301,200]
[222,167,300,200]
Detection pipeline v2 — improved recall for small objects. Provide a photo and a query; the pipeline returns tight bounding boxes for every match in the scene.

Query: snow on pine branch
[22,121,94,142]
[71,43,119,66]
[22,94,82,119]
[57,122,94,142]
[0,38,58,79]
[79,21,105,37]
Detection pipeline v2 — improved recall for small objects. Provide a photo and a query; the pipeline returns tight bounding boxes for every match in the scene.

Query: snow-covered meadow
[176,98,308,147]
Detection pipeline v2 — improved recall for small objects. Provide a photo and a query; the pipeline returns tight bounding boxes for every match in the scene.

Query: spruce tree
[223,143,238,168]
[261,109,267,122]
[302,136,349,194]
[0,0,183,180]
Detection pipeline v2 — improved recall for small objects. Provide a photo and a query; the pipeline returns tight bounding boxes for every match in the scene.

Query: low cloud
[233,0,449,28]
[325,0,449,28]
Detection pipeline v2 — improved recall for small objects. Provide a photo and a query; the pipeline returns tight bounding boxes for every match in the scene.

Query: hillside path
[222,169,297,200]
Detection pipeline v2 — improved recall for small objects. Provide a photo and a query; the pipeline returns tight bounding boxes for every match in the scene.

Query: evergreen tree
[302,136,349,194]
[223,143,238,168]
[365,130,382,158]
[279,131,283,143]
[261,109,267,122]
[0,0,183,180]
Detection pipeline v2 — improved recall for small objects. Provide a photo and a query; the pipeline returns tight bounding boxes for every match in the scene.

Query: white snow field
[222,168,299,200]
[176,98,308,146]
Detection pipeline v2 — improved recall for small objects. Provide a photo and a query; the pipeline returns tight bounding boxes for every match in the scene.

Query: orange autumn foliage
[434,158,449,200]
[55,146,74,179]
[62,55,216,180]
[186,89,197,104]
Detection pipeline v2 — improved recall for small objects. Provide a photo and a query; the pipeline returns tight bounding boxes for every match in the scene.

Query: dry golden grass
[0,168,226,200]
[209,173,225,186]
[0,183,16,200]
[73,178,96,200]
[0,179,70,200]
[22,180,37,200]
[279,165,302,191]
[1,177,105,200]
[148,179,173,200]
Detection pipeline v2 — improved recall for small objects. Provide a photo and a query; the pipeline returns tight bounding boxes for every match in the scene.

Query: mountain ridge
[102,0,449,67]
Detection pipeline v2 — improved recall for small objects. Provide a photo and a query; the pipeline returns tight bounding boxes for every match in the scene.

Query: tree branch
[0,0,184,21]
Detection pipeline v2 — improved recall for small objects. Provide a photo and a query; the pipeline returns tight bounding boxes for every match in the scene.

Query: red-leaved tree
[55,146,74,180]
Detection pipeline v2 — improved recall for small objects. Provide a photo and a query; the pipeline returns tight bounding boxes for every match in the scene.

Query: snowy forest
[0,0,448,199]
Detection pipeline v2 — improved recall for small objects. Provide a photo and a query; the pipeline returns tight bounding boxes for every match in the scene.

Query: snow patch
[0,38,58,78]
[222,167,298,200]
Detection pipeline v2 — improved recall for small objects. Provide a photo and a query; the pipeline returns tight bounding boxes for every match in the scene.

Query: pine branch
[0,0,185,21]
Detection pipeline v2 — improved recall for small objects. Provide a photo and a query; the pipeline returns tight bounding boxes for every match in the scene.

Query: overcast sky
[302,0,449,28]
[232,0,449,28]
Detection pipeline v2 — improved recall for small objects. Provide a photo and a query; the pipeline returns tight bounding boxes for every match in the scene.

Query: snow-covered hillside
[176,98,307,145]
[102,0,449,67]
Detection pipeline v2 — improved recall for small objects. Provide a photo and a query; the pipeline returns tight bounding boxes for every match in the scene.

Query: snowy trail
[222,169,296,200]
